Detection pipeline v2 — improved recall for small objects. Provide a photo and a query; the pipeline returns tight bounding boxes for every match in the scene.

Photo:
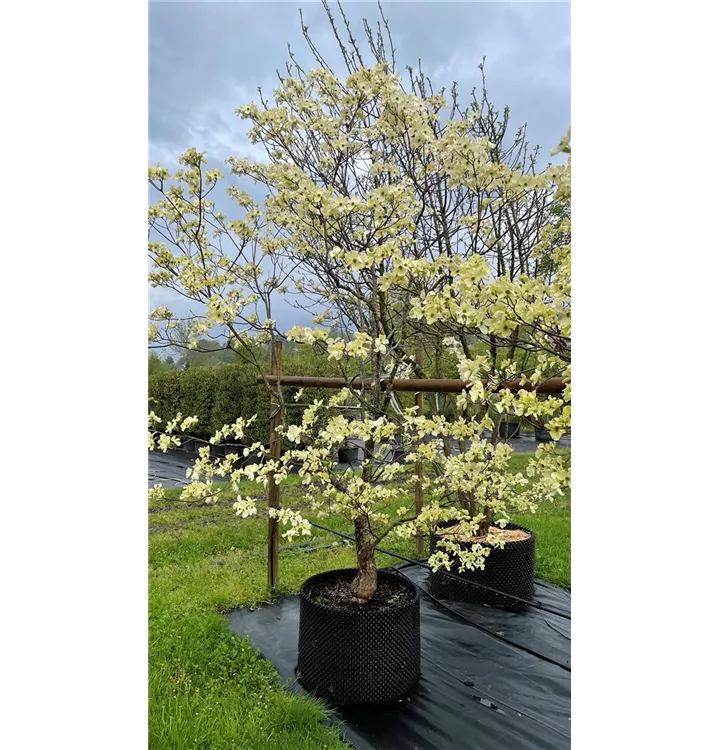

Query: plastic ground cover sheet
[226,564,571,750]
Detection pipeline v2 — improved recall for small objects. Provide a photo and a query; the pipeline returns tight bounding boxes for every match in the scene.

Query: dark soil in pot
[499,421,522,439]
[297,568,421,705]
[534,426,553,442]
[427,519,535,609]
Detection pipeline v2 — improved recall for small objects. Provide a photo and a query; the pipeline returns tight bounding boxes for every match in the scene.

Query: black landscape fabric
[226,564,571,750]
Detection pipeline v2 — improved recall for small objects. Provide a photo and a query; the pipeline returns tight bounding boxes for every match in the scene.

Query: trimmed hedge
[148,358,340,449]
[148,359,544,451]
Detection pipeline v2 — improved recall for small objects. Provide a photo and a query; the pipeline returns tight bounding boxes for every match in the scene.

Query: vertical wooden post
[268,340,283,589]
[414,349,425,557]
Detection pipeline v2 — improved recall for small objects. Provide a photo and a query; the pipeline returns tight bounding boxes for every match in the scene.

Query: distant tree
[176,338,239,369]
[148,352,177,375]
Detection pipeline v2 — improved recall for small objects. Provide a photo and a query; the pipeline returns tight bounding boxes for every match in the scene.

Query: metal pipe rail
[259,375,567,394]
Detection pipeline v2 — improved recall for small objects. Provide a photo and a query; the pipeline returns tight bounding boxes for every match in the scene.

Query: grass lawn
[148,453,570,749]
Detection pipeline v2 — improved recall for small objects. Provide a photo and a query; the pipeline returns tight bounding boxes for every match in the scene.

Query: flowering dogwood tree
[148,5,570,603]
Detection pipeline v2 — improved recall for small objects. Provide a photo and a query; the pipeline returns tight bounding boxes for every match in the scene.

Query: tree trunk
[458,489,475,517]
[476,506,494,537]
[507,326,520,362]
[350,515,378,604]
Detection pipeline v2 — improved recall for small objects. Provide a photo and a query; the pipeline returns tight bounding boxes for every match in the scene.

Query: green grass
[149,455,570,749]
[504,452,571,588]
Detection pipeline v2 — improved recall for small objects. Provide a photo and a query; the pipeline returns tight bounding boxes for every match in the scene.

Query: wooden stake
[268,340,283,589]
[414,350,425,557]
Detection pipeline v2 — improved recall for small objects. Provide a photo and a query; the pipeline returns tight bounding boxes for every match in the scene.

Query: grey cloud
[149,0,570,332]
[150,2,569,162]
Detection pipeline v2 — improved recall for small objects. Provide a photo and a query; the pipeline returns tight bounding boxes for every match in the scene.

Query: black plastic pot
[390,447,408,464]
[297,568,421,704]
[210,443,227,459]
[180,437,196,454]
[499,421,522,439]
[373,444,408,464]
[427,520,535,609]
[534,426,553,442]
[337,446,361,464]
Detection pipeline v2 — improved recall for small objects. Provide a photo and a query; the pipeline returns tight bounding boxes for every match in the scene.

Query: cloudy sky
[149,0,570,332]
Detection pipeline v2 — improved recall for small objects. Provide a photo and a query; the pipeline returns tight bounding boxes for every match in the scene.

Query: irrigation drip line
[307,520,571,621]
[395,566,570,673]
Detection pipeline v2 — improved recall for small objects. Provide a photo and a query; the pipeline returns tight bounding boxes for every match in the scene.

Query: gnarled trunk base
[350,564,377,604]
